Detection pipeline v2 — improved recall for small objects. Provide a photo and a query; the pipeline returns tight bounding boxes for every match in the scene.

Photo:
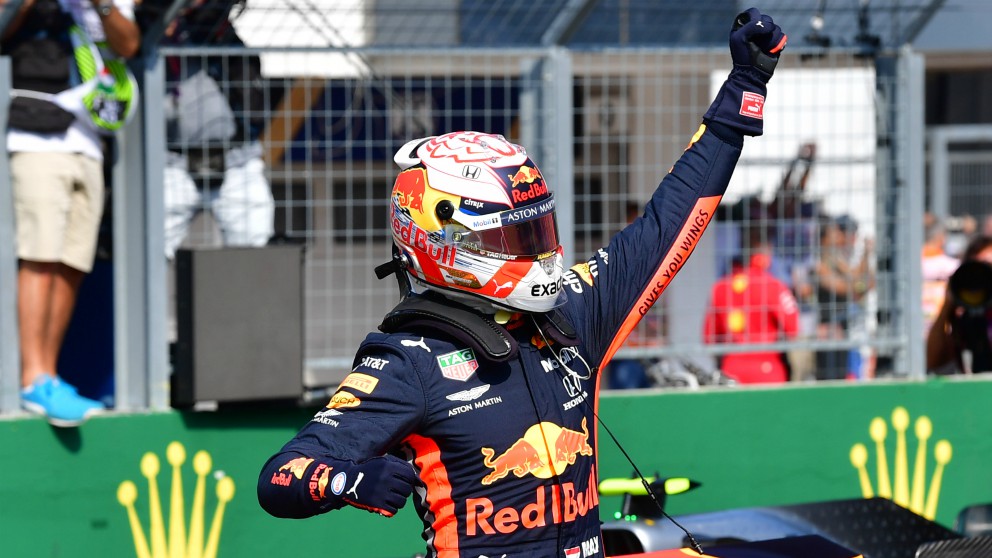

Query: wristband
[97,0,113,17]
[702,67,768,137]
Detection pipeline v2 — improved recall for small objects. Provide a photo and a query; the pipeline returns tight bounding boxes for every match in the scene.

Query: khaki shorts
[11,152,105,273]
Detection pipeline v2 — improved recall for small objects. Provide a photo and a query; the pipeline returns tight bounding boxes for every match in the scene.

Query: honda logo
[462,165,481,180]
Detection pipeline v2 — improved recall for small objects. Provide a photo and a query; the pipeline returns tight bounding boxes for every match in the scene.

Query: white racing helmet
[388,131,565,313]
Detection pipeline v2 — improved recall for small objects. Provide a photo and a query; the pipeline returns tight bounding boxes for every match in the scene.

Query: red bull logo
[391,217,457,267]
[480,418,592,485]
[278,457,314,479]
[466,466,600,536]
[308,463,331,502]
[481,439,545,485]
[272,456,314,486]
[507,166,548,205]
[511,181,549,205]
[554,417,593,465]
[508,165,541,188]
[394,167,427,213]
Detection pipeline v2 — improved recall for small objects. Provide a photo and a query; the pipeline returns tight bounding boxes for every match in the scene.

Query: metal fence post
[113,53,169,410]
[142,54,170,409]
[0,55,20,413]
[899,47,927,378]
[519,48,575,264]
[877,47,926,378]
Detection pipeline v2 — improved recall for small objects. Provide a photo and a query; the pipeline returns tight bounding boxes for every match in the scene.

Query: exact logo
[849,406,953,520]
[117,442,235,558]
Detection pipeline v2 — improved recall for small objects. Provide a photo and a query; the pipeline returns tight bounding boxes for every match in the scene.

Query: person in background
[704,225,800,383]
[813,215,875,380]
[161,0,274,259]
[981,213,992,238]
[256,9,786,556]
[3,0,140,427]
[921,216,960,336]
[926,236,992,375]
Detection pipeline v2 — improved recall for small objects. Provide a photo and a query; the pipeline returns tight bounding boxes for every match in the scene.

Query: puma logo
[401,337,430,352]
[346,471,364,499]
[492,280,513,295]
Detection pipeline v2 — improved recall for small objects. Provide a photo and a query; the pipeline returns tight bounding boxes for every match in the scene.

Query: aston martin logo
[446,384,491,402]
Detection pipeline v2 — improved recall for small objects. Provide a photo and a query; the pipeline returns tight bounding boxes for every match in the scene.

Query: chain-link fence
[0,0,945,413]
[153,41,923,390]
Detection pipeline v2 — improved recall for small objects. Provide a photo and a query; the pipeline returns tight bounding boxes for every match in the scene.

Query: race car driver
[258,8,786,558]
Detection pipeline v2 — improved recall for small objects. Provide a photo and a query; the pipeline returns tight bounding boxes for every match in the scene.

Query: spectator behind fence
[922,216,960,336]
[704,226,800,383]
[3,0,140,427]
[926,236,992,375]
[813,214,875,380]
[162,0,274,259]
[257,9,788,555]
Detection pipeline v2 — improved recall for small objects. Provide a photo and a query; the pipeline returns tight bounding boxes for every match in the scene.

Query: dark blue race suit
[258,117,745,558]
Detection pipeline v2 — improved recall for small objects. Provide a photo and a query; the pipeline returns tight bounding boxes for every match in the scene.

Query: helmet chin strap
[419,282,502,315]
[374,248,414,299]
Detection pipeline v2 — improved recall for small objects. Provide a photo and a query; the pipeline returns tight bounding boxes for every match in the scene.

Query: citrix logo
[117,441,235,558]
[849,406,952,520]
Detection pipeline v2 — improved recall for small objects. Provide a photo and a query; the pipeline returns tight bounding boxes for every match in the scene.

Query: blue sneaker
[21,375,105,427]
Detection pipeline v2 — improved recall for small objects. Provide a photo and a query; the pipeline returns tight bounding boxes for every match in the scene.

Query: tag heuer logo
[437,349,479,381]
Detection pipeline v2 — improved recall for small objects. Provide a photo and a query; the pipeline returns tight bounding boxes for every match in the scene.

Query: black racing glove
[259,452,419,519]
[334,455,419,517]
[703,7,787,137]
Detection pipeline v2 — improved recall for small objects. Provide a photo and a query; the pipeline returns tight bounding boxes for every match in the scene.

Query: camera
[947,260,992,373]
[948,260,992,314]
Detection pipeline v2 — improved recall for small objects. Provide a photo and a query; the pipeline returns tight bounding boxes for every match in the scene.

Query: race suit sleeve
[561,120,744,370]
[257,340,426,518]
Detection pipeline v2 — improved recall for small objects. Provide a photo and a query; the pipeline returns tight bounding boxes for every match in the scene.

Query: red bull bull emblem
[271,456,314,486]
[308,463,331,502]
[394,167,427,213]
[278,457,314,479]
[508,165,541,188]
[507,165,548,205]
[480,417,592,485]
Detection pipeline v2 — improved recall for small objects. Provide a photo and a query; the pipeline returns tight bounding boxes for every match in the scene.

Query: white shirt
[6,0,136,161]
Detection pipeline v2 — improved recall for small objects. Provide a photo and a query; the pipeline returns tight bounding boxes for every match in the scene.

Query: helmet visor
[448,201,560,260]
